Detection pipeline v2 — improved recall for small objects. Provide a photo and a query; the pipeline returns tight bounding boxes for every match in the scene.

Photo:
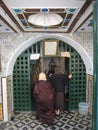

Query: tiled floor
[0,111,92,130]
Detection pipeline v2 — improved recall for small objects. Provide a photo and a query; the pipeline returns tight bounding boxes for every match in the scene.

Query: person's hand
[49,73,52,77]
[68,74,72,79]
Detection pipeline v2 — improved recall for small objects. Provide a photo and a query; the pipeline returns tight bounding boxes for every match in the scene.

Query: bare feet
[55,109,60,116]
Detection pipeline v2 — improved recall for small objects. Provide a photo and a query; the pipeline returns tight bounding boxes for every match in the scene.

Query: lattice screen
[59,41,86,110]
[13,40,86,111]
[13,42,41,111]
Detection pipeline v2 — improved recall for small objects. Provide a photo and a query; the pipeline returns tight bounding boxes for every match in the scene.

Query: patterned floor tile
[0,111,92,130]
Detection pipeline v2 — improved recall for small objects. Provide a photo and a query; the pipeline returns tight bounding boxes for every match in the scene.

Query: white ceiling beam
[3,0,85,8]
[71,2,93,34]
[0,7,22,34]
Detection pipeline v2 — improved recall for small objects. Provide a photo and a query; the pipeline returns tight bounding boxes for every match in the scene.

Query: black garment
[65,76,70,98]
[50,74,67,111]
[50,74,67,92]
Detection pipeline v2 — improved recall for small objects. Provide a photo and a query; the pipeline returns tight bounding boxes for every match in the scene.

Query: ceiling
[0,0,94,34]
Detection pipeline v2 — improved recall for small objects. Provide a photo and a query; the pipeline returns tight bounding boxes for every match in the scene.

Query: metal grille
[13,42,41,111]
[13,40,86,111]
[59,41,86,110]
[13,52,31,111]
[69,51,86,110]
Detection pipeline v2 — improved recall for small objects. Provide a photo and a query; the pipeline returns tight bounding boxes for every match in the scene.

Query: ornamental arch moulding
[6,34,93,76]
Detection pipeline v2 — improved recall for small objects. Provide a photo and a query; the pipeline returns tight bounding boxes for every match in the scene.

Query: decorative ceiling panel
[77,16,93,32]
[0,19,14,33]
[0,0,94,33]
[12,8,78,31]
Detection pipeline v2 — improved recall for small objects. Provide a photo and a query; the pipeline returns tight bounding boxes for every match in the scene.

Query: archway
[4,34,93,121]
[6,34,93,76]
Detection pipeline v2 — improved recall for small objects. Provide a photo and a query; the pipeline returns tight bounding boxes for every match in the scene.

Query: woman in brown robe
[33,72,54,125]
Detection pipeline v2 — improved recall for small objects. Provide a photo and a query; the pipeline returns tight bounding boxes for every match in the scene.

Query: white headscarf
[39,72,47,81]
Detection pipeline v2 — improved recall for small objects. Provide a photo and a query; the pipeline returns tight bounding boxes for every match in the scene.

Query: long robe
[50,74,67,112]
[33,80,54,125]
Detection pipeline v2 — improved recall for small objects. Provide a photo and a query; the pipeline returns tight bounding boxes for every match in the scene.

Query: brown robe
[33,80,54,125]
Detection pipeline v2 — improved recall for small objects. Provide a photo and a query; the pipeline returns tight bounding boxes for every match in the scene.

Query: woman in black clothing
[50,67,72,115]
[50,67,66,115]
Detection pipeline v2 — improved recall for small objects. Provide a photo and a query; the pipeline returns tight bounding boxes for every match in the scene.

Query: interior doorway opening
[30,57,41,111]
[30,56,70,111]
[13,39,86,112]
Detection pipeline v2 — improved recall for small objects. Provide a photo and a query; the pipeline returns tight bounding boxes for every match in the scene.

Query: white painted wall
[0,32,93,121]
[6,34,93,76]
[2,77,8,121]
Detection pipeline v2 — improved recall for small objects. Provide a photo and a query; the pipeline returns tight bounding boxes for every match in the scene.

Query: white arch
[6,34,93,76]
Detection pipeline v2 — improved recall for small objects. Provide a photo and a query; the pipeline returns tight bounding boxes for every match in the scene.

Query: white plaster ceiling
[0,0,94,34]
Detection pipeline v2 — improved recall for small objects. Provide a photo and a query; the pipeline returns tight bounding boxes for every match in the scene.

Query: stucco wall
[72,32,93,62]
[0,32,93,120]
[0,32,93,76]
[0,32,93,91]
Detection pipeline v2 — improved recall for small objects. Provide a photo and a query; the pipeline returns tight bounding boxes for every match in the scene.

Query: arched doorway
[6,34,93,75]
[12,39,87,111]
[3,34,93,122]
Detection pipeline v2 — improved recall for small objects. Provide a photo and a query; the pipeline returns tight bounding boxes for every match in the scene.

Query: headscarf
[39,72,47,81]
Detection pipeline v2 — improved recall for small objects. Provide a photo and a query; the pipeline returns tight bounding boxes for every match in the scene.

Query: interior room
[0,0,97,130]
